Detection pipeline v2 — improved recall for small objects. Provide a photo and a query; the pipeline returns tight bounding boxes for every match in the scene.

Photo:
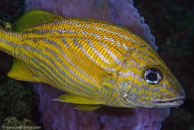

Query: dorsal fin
[12,10,62,31]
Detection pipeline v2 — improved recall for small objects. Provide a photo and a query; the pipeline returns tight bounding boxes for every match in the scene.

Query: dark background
[134,1,194,130]
[0,0,193,129]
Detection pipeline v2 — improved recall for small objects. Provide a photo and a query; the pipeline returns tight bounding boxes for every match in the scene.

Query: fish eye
[144,68,163,85]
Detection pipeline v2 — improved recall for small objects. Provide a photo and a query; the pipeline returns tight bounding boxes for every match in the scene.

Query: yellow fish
[0,10,185,111]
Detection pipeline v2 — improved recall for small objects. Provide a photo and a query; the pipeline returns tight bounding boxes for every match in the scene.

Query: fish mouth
[152,96,185,108]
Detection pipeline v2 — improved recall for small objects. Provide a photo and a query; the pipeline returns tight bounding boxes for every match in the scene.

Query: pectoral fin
[54,94,104,105]
[7,58,39,82]
[75,104,102,111]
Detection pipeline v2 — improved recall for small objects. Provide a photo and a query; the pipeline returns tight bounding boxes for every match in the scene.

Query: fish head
[119,52,185,108]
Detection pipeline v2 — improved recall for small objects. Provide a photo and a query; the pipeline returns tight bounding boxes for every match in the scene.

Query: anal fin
[75,104,102,111]
[7,58,39,82]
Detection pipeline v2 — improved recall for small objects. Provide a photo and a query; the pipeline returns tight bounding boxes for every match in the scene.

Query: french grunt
[0,10,185,111]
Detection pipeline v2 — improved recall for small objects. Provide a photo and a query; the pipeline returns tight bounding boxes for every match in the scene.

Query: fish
[0,10,185,111]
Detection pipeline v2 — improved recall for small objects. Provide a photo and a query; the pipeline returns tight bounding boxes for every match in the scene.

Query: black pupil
[147,72,157,81]
[144,68,163,85]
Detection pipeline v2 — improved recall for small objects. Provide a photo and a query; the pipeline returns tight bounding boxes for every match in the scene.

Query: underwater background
[0,0,193,130]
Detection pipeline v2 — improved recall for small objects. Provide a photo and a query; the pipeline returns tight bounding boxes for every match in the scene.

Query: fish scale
[0,10,185,110]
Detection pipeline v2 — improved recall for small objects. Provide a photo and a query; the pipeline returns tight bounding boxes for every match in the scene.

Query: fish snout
[152,96,185,108]
[153,81,185,108]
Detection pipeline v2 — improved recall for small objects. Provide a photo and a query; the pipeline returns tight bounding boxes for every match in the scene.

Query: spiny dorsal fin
[12,10,62,31]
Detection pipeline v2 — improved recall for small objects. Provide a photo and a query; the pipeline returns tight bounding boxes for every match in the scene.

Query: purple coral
[26,0,170,129]
[35,84,170,130]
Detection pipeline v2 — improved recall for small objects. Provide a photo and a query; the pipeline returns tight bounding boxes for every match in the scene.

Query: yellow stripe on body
[19,19,165,97]
[77,20,164,67]
[21,26,124,103]
[5,33,91,95]
[58,37,121,102]
[22,24,124,71]
[21,19,165,68]
[54,36,122,103]
[75,38,123,71]
[0,29,22,57]
[1,17,170,106]
[22,38,99,96]
[22,35,120,102]
[19,40,66,86]
[0,39,15,55]
[21,24,123,72]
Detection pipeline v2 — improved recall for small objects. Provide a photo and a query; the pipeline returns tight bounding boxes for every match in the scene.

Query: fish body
[0,10,185,110]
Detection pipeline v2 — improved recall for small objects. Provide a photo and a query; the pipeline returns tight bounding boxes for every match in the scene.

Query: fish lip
[152,96,185,108]
[152,96,185,103]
